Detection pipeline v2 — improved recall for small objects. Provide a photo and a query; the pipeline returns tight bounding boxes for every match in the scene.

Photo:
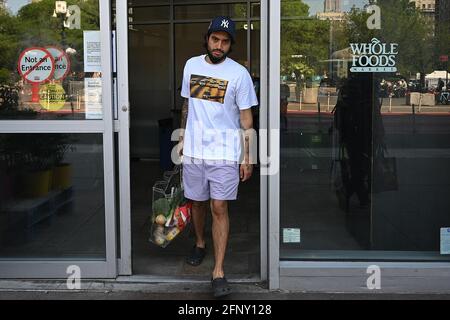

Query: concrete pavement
[1,279,450,300]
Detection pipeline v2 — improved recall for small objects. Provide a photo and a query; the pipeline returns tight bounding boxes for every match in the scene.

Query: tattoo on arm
[244,135,250,164]
[241,110,253,165]
[180,98,188,141]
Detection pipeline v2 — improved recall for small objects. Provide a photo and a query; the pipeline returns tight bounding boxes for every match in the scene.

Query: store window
[0,133,106,259]
[280,0,450,261]
[129,5,170,22]
[0,0,102,120]
[0,1,109,261]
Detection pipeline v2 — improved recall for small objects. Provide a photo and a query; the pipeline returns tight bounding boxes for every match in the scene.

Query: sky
[5,0,31,15]
[304,0,369,16]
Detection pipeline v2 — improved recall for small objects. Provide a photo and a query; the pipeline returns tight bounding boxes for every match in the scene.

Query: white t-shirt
[181,54,258,161]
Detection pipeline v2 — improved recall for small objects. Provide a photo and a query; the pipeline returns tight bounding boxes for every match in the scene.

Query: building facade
[324,0,342,12]
[0,0,450,293]
[411,0,436,11]
[410,0,436,26]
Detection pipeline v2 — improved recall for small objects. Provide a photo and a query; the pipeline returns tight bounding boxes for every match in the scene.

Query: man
[280,82,290,132]
[178,16,258,297]
[438,78,444,92]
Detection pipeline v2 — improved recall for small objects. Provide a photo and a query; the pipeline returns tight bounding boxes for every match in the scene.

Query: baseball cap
[207,16,236,42]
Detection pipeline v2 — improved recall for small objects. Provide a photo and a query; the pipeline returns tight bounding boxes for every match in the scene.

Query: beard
[206,47,229,64]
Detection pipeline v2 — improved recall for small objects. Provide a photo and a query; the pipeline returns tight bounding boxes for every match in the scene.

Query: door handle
[122,105,128,112]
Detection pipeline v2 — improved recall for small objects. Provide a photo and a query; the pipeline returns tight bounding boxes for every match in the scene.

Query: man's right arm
[180,98,188,138]
[178,98,188,156]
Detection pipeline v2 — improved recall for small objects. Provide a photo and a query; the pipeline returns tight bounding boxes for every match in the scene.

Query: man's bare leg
[210,199,229,279]
[192,200,208,248]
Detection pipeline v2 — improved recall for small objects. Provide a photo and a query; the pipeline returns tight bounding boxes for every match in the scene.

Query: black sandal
[211,277,232,298]
[185,245,206,266]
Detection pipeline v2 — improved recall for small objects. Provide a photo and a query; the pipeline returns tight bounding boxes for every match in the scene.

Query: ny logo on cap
[221,19,229,28]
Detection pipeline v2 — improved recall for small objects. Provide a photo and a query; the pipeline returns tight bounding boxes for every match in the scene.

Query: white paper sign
[283,228,301,243]
[440,228,450,255]
[83,31,101,72]
[84,78,102,119]
[112,30,116,73]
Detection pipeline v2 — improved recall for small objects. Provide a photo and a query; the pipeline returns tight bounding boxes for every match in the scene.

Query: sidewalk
[1,279,450,300]
[287,100,450,115]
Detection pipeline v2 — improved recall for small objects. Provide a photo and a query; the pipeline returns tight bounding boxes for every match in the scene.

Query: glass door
[119,0,264,279]
[0,0,117,278]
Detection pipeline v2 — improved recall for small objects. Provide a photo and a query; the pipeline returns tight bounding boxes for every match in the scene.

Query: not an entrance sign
[46,46,71,81]
[17,47,55,84]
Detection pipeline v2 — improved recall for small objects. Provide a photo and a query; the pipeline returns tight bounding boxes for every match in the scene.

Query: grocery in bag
[149,165,192,248]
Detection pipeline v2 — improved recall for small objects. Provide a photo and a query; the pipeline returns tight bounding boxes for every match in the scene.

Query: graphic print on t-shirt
[190,74,229,104]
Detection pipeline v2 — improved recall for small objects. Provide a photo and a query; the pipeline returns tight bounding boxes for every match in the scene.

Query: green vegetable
[152,198,170,216]
[169,188,185,209]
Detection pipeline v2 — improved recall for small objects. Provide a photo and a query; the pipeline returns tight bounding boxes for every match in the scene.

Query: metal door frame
[0,0,117,278]
[115,0,132,276]
[267,0,280,289]
[115,0,269,281]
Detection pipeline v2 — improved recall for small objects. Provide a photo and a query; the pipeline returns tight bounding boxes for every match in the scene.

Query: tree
[377,0,434,81]
[0,7,20,84]
[280,0,330,92]
[334,6,376,46]
[435,15,450,74]
[0,0,101,84]
[333,0,435,83]
[15,0,100,76]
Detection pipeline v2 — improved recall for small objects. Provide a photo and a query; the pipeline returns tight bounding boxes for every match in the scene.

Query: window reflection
[0,0,102,120]
[280,0,450,260]
[0,133,105,259]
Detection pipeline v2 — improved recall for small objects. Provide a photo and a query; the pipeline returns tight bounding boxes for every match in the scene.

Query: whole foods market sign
[350,38,398,72]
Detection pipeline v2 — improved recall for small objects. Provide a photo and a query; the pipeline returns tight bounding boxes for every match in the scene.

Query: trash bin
[158,118,174,171]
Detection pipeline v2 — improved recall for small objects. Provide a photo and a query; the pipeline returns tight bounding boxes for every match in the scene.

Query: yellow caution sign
[39,83,66,111]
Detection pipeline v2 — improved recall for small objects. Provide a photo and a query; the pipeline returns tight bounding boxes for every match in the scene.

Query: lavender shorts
[182,156,240,201]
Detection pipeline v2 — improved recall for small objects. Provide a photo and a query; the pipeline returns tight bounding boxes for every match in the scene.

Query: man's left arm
[240,108,253,182]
